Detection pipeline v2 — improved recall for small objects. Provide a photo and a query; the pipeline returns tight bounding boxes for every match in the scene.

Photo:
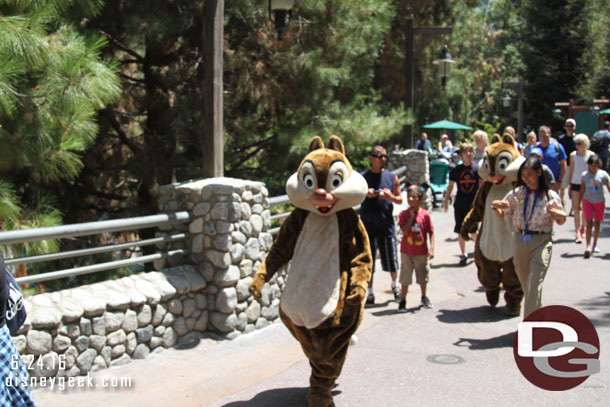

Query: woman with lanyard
[491,156,566,318]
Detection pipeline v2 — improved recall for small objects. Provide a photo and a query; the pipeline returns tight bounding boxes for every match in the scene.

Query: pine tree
[0,0,120,259]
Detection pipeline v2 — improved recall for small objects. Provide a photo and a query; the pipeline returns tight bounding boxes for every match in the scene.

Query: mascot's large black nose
[489,171,495,177]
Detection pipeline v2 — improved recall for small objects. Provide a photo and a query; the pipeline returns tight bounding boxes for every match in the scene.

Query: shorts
[399,253,429,285]
[453,200,477,234]
[570,183,581,192]
[583,199,605,221]
[368,234,398,273]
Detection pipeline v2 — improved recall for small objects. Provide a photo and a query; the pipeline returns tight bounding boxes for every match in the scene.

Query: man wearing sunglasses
[360,145,403,305]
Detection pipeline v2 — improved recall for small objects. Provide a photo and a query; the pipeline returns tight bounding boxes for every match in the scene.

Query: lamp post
[202,0,224,178]
[268,0,295,40]
[404,19,453,149]
[433,44,455,90]
[503,77,524,141]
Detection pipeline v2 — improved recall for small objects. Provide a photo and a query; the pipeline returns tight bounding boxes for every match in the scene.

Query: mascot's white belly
[281,213,341,329]
[480,184,515,261]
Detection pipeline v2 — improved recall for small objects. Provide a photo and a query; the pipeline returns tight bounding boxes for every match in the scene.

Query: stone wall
[388,149,432,209]
[15,177,285,380]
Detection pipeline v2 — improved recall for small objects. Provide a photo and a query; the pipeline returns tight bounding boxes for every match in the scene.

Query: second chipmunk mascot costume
[460,132,525,315]
[249,135,372,407]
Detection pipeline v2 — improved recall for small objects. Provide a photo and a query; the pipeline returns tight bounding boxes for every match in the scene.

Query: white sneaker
[593,246,600,253]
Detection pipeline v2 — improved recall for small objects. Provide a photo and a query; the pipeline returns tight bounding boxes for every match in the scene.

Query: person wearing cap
[528,147,556,186]
[438,134,453,154]
[558,118,577,204]
[535,125,567,192]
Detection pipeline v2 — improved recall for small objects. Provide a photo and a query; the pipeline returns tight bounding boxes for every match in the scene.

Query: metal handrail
[0,212,191,245]
[5,233,187,266]
[0,212,191,285]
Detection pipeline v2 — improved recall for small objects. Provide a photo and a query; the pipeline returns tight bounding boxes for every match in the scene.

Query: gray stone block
[77,349,97,373]
[27,330,52,355]
[122,309,138,332]
[136,324,154,343]
[137,304,152,327]
[216,288,237,313]
[210,312,237,333]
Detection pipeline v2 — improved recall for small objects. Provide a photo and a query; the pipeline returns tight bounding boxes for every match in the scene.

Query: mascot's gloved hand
[346,286,366,305]
[249,274,266,299]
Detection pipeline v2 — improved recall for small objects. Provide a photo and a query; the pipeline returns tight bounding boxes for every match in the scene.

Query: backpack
[590,131,607,154]
[1,255,27,335]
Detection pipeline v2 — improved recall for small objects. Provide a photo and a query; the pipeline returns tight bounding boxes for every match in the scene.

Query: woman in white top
[568,134,592,243]
[491,156,566,318]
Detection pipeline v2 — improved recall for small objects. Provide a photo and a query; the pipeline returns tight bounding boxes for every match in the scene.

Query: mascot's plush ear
[308,136,325,152]
[502,133,516,146]
[327,135,346,155]
[491,133,502,144]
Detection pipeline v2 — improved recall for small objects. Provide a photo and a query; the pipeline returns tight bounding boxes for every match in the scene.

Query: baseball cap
[565,118,576,127]
[530,147,543,158]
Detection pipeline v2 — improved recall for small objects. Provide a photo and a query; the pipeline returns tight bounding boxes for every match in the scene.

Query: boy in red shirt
[397,184,435,311]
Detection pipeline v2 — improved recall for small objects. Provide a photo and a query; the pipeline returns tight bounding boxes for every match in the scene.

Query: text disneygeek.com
[6,374,133,392]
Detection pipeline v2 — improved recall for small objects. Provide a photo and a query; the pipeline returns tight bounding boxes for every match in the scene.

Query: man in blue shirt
[536,125,567,192]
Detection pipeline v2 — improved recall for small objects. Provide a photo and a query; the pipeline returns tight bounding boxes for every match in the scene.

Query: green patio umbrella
[421,119,473,130]
[600,108,610,114]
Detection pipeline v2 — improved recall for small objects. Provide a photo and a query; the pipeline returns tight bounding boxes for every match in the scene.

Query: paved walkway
[33,195,610,407]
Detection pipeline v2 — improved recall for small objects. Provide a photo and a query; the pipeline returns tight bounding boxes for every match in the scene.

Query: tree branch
[99,29,145,62]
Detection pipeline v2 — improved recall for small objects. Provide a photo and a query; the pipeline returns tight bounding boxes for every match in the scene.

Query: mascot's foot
[504,302,521,317]
[307,392,334,407]
[485,289,500,307]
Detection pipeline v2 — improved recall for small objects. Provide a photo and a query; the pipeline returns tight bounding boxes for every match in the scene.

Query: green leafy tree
[0,0,120,264]
[519,0,588,130]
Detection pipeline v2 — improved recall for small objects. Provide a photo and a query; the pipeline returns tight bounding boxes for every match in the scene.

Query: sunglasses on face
[370,153,388,159]
[575,142,583,146]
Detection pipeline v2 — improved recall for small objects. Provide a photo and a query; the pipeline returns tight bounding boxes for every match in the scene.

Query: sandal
[575,237,582,244]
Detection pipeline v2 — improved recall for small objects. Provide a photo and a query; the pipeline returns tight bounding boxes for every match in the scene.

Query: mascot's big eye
[331,173,343,188]
[327,161,349,191]
[299,161,317,190]
[497,156,510,172]
[303,173,315,189]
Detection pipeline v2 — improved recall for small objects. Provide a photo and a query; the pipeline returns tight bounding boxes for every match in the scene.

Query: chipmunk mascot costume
[460,132,525,316]
[249,135,372,407]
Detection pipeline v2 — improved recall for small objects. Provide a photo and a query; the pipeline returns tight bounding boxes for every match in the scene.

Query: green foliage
[0,1,120,266]
[224,0,408,194]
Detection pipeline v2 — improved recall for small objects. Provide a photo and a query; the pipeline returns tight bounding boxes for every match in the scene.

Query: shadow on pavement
[431,262,465,269]
[576,291,610,328]
[220,387,309,407]
[453,331,515,350]
[436,306,517,324]
[553,238,574,245]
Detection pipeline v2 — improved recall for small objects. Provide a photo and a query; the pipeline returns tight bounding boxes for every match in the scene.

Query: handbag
[1,256,27,336]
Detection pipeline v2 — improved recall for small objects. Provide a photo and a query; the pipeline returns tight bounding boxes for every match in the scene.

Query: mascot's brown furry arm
[249,135,373,407]
[460,132,525,316]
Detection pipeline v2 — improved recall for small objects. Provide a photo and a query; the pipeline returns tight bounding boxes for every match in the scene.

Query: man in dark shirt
[360,145,403,304]
[558,118,576,204]
[415,133,432,153]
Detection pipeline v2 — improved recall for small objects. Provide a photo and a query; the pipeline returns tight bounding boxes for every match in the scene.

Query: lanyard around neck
[523,188,539,233]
